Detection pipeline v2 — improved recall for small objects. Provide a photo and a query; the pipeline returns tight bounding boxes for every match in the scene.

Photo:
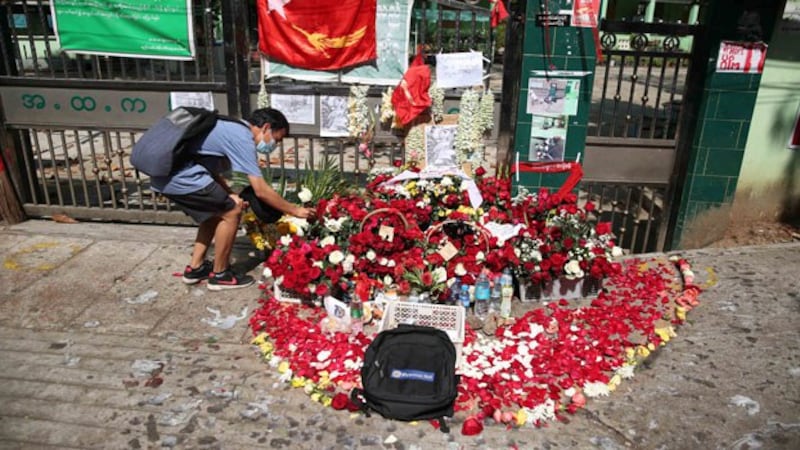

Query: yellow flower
[647,342,656,351]
[277,361,291,374]
[654,326,676,344]
[310,392,321,402]
[251,333,267,345]
[259,341,274,354]
[675,306,687,321]
[636,345,650,358]
[290,377,306,388]
[321,396,332,407]
[625,347,635,360]
[516,409,528,426]
[607,374,621,392]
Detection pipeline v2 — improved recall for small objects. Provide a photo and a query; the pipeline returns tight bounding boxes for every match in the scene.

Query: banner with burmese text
[257,0,377,72]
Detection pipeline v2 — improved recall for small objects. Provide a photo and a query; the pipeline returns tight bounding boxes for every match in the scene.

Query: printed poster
[527,78,580,116]
[270,94,316,125]
[572,0,600,28]
[319,96,349,137]
[52,0,195,59]
[528,115,567,162]
[169,92,214,110]
[424,125,458,170]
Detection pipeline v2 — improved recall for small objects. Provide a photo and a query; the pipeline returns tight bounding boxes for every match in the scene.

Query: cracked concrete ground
[0,220,799,449]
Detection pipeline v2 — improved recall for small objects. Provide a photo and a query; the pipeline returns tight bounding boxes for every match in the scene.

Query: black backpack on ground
[351,325,459,433]
[131,107,246,177]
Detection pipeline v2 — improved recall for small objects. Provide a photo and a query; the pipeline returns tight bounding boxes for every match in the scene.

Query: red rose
[474,166,487,177]
[595,222,612,235]
[421,271,433,286]
[461,415,484,436]
[331,393,350,410]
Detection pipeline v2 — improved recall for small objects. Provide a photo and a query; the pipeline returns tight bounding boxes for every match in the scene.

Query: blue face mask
[256,137,276,154]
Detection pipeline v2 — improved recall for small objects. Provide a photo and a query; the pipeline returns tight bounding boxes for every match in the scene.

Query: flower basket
[273,281,315,305]
[359,207,410,233]
[379,301,465,367]
[424,220,491,253]
[518,276,603,302]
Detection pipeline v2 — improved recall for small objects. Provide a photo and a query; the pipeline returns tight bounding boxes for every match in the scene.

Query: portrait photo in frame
[424,124,459,171]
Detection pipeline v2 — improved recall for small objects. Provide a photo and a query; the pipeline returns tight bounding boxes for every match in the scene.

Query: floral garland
[347,85,371,139]
[379,86,395,125]
[429,84,445,123]
[404,125,425,165]
[257,85,270,109]
[454,88,484,166]
[479,89,494,131]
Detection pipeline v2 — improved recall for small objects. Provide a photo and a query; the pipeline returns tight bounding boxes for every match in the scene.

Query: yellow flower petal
[290,377,305,388]
[516,409,528,426]
[278,361,290,374]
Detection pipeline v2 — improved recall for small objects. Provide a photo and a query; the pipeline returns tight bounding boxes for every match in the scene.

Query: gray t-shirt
[150,119,261,195]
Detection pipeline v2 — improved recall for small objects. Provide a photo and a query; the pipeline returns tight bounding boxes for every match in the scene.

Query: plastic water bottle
[449,277,462,306]
[500,268,514,319]
[474,272,491,320]
[350,297,363,336]
[490,274,502,313]
[459,284,471,311]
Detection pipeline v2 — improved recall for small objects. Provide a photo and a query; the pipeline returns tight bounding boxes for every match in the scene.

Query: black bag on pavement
[351,325,459,432]
[131,107,245,177]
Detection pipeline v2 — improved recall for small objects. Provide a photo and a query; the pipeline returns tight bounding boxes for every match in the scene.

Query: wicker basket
[379,302,465,366]
[424,219,491,253]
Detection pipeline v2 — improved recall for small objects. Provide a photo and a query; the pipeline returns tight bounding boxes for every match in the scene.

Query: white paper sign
[435,52,484,88]
[169,92,214,111]
[270,94,316,125]
[319,95,350,137]
[716,41,768,74]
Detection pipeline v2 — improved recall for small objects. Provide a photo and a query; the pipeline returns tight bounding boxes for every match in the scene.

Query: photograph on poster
[527,78,580,116]
[320,96,350,137]
[529,114,568,162]
[425,125,459,170]
[270,94,316,125]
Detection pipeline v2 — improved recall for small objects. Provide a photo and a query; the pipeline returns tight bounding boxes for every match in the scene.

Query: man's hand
[229,193,246,209]
[292,205,316,219]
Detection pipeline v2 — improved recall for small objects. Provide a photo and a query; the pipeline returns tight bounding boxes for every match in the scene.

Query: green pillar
[599,0,609,20]
[645,0,656,22]
[688,3,700,25]
[512,0,597,193]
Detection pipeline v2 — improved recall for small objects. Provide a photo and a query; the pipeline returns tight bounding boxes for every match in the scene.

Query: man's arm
[248,174,315,219]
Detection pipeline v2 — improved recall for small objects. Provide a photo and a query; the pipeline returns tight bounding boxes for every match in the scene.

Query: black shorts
[239,185,282,223]
[164,182,236,224]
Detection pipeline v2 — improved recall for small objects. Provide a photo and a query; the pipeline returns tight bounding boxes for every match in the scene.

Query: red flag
[257,0,377,71]
[491,1,509,28]
[391,50,431,126]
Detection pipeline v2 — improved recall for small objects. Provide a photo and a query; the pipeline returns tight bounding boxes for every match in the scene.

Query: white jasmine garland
[379,86,395,125]
[298,187,312,203]
[479,89,495,130]
[347,85,370,139]
[328,250,344,265]
[429,84,445,123]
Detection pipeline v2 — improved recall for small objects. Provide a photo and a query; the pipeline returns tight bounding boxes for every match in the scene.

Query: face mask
[256,137,276,154]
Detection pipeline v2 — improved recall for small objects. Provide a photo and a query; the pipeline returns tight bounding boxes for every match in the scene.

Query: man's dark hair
[249,108,290,135]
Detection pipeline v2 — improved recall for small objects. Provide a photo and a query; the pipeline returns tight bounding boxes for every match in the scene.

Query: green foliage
[299,157,353,203]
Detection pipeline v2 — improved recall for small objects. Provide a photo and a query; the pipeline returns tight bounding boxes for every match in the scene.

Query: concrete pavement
[0,220,798,449]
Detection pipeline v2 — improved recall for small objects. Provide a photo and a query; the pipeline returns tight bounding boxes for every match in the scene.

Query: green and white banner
[52,0,195,60]
[267,0,413,85]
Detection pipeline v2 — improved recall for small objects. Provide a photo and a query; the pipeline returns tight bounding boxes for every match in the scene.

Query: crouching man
[150,108,315,290]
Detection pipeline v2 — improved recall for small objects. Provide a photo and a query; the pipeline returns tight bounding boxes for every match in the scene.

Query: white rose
[532,250,542,262]
[454,263,467,276]
[564,260,584,279]
[280,235,292,246]
[475,251,485,262]
[387,259,397,268]
[433,267,447,283]
[440,176,453,187]
[320,236,335,247]
[383,275,394,286]
[324,217,344,232]
[328,250,344,265]
[298,187,312,203]
[611,246,624,258]
[313,260,324,269]
[262,267,273,279]
[366,250,376,261]
[514,248,521,258]
[379,257,388,266]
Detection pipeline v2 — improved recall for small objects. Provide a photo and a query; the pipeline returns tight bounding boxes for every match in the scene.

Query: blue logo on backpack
[390,369,435,383]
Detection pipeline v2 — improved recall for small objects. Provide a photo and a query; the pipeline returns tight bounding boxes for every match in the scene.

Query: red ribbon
[511,161,584,200]
[592,26,604,64]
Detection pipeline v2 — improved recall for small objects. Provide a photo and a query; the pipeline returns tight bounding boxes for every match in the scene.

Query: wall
[735,4,800,222]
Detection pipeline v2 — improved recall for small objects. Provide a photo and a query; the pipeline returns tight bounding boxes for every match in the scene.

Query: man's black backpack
[351,325,459,433]
[131,107,245,177]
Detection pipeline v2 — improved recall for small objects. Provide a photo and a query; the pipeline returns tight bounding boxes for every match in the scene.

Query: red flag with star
[257,0,377,71]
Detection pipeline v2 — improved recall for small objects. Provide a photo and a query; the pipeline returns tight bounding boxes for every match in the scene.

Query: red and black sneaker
[207,268,255,291]
[182,260,213,285]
